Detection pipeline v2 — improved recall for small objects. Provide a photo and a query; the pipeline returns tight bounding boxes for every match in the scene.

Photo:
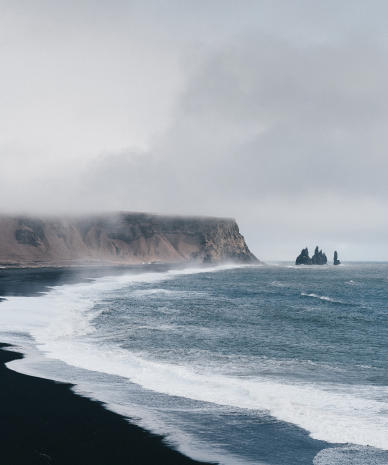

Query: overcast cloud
[1,0,388,260]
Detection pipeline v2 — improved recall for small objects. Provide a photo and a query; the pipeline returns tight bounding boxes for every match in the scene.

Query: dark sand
[0,345,213,464]
[0,266,213,465]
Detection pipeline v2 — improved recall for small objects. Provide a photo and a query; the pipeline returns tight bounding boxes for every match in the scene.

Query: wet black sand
[0,344,213,464]
[0,266,213,465]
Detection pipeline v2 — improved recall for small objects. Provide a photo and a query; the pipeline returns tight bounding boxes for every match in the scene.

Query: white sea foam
[313,445,388,465]
[0,265,235,337]
[32,341,388,450]
[102,400,260,465]
[345,280,361,286]
[1,267,388,453]
[301,293,338,303]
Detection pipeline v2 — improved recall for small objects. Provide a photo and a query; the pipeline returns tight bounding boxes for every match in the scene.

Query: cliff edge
[0,212,259,267]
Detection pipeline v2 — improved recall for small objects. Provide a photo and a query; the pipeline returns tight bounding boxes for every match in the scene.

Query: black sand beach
[0,267,213,465]
[0,344,213,464]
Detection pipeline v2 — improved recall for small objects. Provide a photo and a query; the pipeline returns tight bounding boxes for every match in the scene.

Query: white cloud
[1,1,388,259]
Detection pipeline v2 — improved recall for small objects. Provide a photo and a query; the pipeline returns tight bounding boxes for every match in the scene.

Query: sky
[1,0,388,260]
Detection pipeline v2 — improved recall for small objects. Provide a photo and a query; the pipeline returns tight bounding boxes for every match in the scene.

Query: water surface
[1,263,387,464]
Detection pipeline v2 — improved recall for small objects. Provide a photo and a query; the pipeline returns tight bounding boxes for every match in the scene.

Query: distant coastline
[0,212,259,269]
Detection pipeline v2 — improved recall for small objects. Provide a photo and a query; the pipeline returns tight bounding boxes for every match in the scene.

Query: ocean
[0,263,387,465]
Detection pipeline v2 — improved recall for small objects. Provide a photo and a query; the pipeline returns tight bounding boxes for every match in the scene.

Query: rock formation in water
[333,251,341,265]
[295,247,312,265]
[295,246,327,265]
[311,246,327,265]
[0,212,259,267]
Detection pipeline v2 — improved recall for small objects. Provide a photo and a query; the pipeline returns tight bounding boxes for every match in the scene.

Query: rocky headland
[0,212,259,268]
[295,246,327,265]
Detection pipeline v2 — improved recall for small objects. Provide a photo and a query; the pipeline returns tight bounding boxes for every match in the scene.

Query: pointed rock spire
[334,251,341,265]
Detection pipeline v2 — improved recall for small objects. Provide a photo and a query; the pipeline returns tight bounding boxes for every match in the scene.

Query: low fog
[1,0,388,260]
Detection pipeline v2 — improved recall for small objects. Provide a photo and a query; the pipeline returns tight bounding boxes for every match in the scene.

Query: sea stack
[311,246,327,265]
[334,251,341,265]
[295,247,312,265]
[295,246,327,265]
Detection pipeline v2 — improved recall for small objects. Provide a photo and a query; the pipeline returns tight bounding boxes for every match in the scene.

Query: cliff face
[0,212,259,267]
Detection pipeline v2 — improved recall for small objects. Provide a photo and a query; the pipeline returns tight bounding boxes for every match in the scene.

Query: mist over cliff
[0,212,259,267]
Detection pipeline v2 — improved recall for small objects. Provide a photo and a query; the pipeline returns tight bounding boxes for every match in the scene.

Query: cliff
[0,212,259,267]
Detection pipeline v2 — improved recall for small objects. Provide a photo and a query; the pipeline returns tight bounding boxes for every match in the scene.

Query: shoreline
[0,263,190,298]
[0,263,354,463]
[0,343,213,465]
[0,260,190,270]
[0,262,258,299]
[0,265,216,464]
[0,260,257,270]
